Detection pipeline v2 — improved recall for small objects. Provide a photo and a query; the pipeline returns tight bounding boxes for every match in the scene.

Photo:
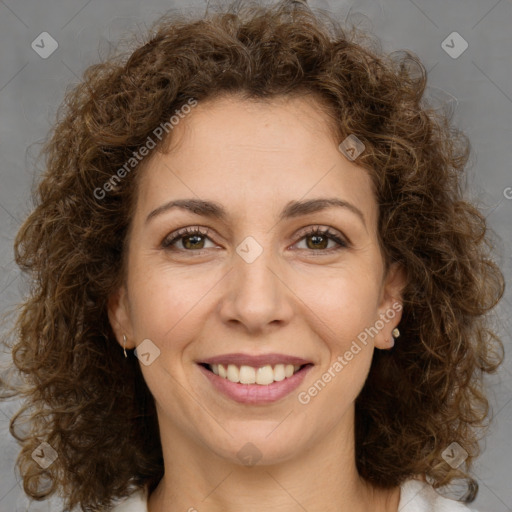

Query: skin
[108,93,406,512]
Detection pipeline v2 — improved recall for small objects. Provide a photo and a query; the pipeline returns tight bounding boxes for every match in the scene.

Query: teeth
[209,363,303,385]
[239,365,256,384]
[256,365,273,385]
[273,364,286,382]
[227,364,239,382]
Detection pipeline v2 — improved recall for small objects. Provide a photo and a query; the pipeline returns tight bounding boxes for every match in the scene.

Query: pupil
[308,234,327,250]
[184,235,204,249]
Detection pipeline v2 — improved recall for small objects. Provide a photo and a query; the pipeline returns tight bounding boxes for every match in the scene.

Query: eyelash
[160,226,349,254]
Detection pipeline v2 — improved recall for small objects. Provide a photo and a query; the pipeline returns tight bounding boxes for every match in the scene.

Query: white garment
[108,478,481,511]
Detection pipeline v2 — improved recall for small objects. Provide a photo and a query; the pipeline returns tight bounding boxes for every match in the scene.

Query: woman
[1,1,504,511]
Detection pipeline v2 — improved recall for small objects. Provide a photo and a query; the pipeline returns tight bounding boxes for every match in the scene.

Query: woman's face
[109,94,405,466]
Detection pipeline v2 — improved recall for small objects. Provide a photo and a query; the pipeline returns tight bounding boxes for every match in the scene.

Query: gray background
[0,0,511,510]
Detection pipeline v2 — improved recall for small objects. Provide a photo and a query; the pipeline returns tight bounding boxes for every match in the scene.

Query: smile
[197,362,314,404]
[202,362,308,385]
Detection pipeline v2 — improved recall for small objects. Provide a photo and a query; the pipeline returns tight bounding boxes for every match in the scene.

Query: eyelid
[161,226,213,249]
[292,226,350,252]
[294,225,349,245]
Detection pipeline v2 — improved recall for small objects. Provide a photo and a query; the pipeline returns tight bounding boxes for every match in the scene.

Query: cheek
[296,275,377,411]
[126,259,218,346]
[292,267,381,346]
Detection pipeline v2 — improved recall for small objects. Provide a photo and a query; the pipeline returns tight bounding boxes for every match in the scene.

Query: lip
[199,353,312,367]
[198,362,314,404]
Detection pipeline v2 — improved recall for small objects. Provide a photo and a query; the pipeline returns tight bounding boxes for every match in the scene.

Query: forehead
[135,94,377,230]
[166,93,341,155]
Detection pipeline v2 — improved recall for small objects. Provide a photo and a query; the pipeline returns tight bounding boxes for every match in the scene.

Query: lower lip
[198,364,313,404]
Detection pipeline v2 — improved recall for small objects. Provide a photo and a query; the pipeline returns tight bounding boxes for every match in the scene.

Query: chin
[202,427,307,467]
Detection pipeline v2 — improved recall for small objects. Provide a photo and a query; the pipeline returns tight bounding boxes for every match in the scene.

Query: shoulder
[399,479,481,512]
[108,485,148,512]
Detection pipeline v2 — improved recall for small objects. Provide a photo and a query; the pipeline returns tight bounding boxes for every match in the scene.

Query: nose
[217,237,294,335]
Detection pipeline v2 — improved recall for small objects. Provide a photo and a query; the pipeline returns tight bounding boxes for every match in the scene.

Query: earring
[389,327,400,347]
[122,334,128,358]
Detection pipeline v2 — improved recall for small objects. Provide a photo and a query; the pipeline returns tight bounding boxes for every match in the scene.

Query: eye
[293,226,349,252]
[161,225,349,254]
[161,227,215,252]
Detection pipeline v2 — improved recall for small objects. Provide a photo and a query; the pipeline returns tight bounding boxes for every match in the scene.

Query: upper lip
[199,353,313,367]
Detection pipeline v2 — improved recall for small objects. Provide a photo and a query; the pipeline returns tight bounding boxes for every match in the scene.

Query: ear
[107,285,136,350]
[374,262,407,350]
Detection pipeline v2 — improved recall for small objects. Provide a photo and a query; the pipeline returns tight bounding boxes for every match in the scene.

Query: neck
[147,406,400,512]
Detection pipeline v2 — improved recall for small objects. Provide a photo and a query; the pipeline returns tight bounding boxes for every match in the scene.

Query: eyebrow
[145,197,366,228]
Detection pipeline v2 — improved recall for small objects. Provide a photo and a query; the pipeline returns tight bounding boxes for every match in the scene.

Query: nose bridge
[234,232,279,300]
[220,231,291,331]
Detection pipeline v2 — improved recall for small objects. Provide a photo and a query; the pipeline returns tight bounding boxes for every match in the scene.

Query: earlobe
[107,286,134,350]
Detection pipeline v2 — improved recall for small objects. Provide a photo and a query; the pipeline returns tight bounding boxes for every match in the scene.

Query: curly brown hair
[0,0,505,510]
